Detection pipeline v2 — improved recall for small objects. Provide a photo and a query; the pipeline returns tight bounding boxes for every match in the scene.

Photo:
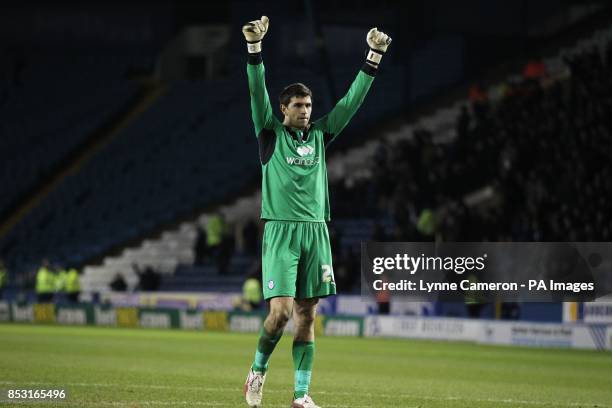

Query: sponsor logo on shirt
[286,156,320,166]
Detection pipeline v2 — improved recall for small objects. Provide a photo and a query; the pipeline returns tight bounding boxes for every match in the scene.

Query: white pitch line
[0,381,607,408]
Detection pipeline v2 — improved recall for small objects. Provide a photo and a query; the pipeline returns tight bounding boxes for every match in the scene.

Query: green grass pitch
[0,323,611,407]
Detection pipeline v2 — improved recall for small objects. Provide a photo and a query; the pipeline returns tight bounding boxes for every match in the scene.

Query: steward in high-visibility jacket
[65,268,81,303]
[36,266,55,303]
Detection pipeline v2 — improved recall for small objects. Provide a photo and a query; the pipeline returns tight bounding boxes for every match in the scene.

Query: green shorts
[262,220,336,300]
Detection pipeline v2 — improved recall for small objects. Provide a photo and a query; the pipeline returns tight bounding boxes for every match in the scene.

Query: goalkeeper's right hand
[242,16,269,53]
[365,27,391,68]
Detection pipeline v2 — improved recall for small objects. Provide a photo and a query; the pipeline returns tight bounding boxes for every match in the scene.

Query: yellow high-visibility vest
[65,269,81,293]
[35,268,55,294]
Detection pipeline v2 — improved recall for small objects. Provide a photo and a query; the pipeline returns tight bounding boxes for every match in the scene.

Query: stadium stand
[0,52,143,222]
[352,30,612,245]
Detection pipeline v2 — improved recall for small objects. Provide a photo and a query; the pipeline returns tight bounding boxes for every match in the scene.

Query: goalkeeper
[242,15,391,408]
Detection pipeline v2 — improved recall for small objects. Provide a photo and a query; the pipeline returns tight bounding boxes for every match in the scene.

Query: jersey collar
[285,123,313,143]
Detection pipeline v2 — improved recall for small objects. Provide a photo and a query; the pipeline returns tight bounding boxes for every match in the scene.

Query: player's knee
[294,312,315,341]
[296,309,316,328]
[268,307,292,330]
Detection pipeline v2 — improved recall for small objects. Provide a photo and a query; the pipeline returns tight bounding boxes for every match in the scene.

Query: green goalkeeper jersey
[247,54,376,222]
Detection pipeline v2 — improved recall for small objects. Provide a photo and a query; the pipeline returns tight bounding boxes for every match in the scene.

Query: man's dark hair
[279,83,312,106]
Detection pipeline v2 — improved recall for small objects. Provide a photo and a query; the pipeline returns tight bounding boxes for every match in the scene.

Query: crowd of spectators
[331,44,612,248]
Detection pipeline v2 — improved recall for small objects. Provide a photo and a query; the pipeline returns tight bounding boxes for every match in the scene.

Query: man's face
[281,96,312,130]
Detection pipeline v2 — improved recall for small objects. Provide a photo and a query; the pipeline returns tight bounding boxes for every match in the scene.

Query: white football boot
[244,368,266,407]
[291,394,320,408]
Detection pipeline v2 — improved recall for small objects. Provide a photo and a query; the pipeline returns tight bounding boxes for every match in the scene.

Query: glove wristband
[366,48,384,66]
[247,41,262,54]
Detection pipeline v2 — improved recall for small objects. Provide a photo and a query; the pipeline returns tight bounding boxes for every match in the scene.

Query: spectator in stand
[133,263,161,291]
[110,272,128,292]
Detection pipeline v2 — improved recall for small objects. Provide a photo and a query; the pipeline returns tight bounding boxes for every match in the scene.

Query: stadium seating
[0,52,142,220]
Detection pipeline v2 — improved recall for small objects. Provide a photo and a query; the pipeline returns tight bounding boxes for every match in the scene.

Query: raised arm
[316,28,392,144]
[243,15,279,135]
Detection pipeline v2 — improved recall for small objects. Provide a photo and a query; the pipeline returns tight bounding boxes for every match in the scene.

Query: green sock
[292,341,315,399]
[251,327,283,373]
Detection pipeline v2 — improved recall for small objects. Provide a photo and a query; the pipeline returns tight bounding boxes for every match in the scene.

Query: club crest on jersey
[296,145,314,157]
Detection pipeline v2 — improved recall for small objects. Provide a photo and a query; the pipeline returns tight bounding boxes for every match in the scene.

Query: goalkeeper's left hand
[367,28,391,52]
[366,28,391,68]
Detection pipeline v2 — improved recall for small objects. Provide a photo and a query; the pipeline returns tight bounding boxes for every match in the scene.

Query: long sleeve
[314,64,376,145]
[247,55,279,136]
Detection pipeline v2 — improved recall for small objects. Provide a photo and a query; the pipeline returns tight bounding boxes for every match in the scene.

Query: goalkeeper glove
[242,15,269,54]
[366,28,392,67]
